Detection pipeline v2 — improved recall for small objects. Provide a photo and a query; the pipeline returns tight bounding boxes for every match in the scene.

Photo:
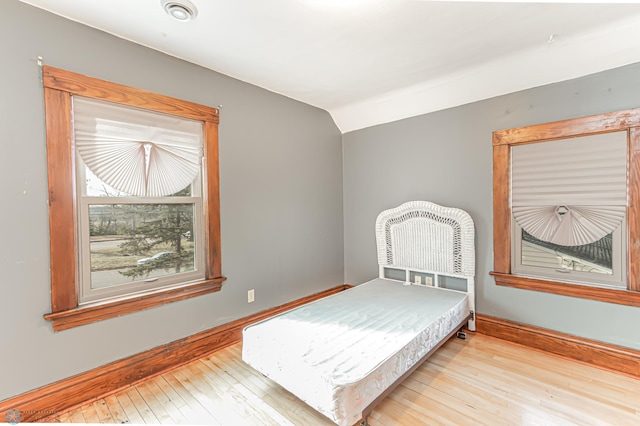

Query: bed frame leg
[456,328,466,340]
[359,414,370,426]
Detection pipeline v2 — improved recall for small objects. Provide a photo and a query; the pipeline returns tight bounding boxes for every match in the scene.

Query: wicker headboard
[375,201,475,278]
[375,201,476,330]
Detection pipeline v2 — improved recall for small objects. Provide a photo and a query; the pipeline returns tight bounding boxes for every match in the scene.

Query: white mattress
[242,278,469,426]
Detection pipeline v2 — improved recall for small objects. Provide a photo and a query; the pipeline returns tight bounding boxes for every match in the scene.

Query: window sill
[490,272,640,308]
[44,277,227,331]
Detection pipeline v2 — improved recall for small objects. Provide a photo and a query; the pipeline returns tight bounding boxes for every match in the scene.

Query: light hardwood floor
[50,334,640,425]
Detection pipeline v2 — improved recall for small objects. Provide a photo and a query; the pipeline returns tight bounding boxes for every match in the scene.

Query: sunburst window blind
[511,131,627,247]
[73,96,203,197]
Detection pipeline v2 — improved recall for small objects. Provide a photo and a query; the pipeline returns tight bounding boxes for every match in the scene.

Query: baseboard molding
[0,284,351,422]
[476,314,640,379]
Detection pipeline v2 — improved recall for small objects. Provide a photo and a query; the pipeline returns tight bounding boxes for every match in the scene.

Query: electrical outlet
[425,277,433,286]
[414,275,422,285]
[248,289,255,303]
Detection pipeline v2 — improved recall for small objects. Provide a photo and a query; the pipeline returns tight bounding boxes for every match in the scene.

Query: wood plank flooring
[50,334,640,425]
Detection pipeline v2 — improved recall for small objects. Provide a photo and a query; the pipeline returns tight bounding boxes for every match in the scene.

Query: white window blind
[73,97,203,197]
[511,132,627,246]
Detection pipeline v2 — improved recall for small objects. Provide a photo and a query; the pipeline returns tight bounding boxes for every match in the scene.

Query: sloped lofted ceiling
[20,0,640,133]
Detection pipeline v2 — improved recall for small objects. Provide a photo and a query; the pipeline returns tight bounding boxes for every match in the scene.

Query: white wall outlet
[414,275,422,285]
[248,289,255,303]
[424,277,433,286]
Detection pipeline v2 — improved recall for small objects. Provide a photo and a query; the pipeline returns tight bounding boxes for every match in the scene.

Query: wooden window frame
[491,108,640,307]
[42,66,226,331]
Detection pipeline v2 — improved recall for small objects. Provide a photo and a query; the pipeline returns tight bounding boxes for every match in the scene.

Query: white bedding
[242,278,469,426]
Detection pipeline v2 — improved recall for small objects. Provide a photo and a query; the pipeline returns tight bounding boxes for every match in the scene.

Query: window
[491,109,640,307]
[42,67,225,331]
[510,132,627,289]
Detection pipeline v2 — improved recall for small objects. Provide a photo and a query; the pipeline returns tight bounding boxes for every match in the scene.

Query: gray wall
[343,62,640,351]
[4,0,640,404]
[0,1,343,400]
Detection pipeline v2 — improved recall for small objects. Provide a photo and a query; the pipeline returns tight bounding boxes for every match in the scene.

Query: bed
[242,201,476,426]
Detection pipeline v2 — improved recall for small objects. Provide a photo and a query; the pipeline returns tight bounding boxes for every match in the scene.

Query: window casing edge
[490,272,640,308]
[43,67,225,330]
[491,108,640,304]
[43,278,226,332]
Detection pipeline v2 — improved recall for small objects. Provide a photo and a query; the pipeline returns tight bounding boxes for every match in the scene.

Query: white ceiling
[20,0,640,133]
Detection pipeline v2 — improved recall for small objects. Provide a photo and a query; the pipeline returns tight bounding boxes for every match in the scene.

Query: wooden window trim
[42,66,226,331]
[492,108,640,306]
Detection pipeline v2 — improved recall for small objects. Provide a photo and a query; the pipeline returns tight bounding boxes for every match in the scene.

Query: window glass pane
[89,203,196,289]
[521,229,613,275]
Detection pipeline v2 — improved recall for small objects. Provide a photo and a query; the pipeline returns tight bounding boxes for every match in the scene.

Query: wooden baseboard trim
[0,284,352,422]
[476,313,640,379]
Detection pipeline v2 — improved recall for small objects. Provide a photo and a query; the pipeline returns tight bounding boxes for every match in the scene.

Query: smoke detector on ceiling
[162,0,198,22]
